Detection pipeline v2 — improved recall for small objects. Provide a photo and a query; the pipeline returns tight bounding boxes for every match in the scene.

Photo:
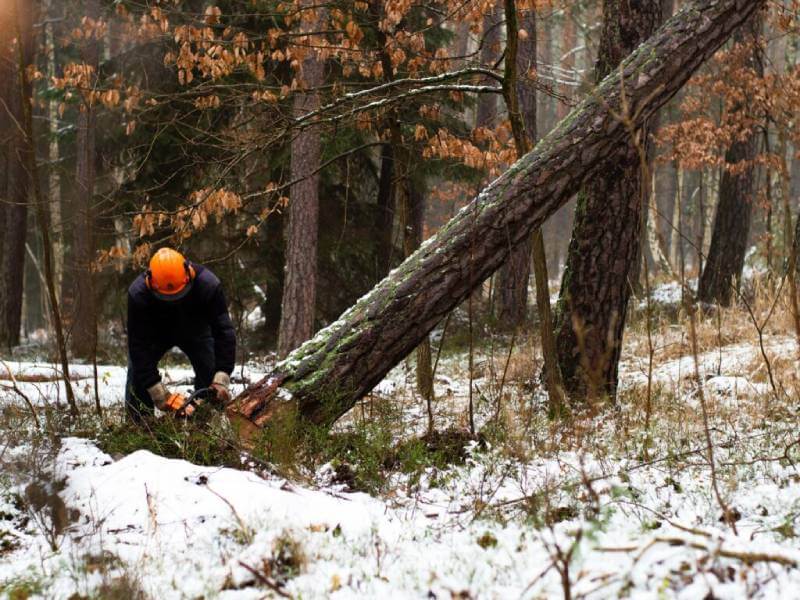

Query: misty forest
[3,0,800,597]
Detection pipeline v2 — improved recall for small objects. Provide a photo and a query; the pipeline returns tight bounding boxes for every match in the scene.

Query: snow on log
[230,0,766,429]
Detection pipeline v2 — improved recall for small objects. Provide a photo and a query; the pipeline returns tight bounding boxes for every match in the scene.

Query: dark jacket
[127,263,236,389]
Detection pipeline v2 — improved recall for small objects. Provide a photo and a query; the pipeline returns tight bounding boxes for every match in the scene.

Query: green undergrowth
[97,402,481,496]
[98,409,243,469]
[0,575,44,600]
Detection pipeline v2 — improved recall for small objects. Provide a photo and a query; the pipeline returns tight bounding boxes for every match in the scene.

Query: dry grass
[396,276,800,464]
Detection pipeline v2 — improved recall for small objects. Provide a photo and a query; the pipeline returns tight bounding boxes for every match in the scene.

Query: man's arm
[127,293,161,390]
[207,284,237,377]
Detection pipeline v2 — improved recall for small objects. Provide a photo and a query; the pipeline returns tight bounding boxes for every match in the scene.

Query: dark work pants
[125,335,215,422]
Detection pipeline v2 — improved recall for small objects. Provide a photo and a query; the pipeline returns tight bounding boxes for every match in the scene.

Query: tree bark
[554,0,664,402]
[277,4,324,358]
[70,0,99,359]
[0,4,32,349]
[698,13,764,306]
[232,0,766,429]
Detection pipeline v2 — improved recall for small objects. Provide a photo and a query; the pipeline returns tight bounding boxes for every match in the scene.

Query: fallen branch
[600,534,798,568]
[0,359,40,428]
[237,561,291,598]
[653,536,798,568]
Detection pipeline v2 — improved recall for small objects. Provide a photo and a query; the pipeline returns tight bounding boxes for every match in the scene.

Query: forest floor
[3,281,800,599]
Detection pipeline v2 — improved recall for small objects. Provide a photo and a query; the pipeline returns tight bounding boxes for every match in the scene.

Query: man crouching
[126,247,236,421]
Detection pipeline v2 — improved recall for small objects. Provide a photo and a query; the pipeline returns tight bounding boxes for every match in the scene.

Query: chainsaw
[163,387,214,418]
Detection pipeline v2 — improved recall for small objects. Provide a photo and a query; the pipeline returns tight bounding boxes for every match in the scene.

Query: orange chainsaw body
[164,392,196,417]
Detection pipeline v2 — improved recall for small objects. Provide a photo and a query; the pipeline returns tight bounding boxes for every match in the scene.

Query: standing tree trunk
[698,12,764,306]
[70,0,99,359]
[405,186,434,401]
[645,169,674,276]
[497,6,536,328]
[0,6,31,349]
[500,0,565,411]
[634,0,676,288]
[0,17,10,271]
[669,164,684,271]
[553,0,664,402]
[277,4,324,358]
[12,0,77,414]
[44,0,63,292]
[230,0,764,430]
[375,143,395,277]
[477,2,502,132]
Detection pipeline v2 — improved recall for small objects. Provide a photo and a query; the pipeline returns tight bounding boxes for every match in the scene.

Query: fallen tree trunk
[232,0,765,429]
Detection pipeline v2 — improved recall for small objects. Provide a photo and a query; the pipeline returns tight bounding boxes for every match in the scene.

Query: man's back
[128,264,224,342]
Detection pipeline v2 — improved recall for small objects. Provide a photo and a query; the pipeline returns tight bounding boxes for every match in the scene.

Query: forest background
[0,0,799,419]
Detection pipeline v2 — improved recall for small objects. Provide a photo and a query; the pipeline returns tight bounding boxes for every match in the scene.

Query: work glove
[209,371,232,406]
[148,381,195,417]
[147,382,169,411]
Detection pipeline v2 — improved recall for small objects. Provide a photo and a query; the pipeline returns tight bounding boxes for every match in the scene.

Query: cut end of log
[228,373,290,427]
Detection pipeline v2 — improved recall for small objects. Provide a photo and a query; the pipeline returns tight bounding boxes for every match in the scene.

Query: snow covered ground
[4,413,800,598]
[4,291,800,598]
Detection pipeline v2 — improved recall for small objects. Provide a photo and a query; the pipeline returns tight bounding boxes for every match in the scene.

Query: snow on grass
[4,325,800,597]
[4,424,800,598]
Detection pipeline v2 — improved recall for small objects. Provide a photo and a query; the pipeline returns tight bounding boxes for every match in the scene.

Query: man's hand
[147,382,194,417]
[147,381,170,411]
[209,371,231,406]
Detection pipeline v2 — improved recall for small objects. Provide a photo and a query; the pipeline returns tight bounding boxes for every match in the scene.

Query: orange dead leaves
[204,6,223,26]
[132,189,243,244]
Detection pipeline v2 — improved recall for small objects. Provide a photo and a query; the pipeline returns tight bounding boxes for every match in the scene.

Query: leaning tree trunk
[230,0,766,430]
[276,4,324,358]
[70,0,99,359]
[698,13,763,306]
[554,0,663,402]
[0,7,32,349]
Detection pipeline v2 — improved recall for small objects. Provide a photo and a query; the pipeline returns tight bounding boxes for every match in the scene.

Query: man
[126,247,236,421]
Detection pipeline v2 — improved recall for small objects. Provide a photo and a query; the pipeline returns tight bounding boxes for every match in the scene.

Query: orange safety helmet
[145,248,196,301]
